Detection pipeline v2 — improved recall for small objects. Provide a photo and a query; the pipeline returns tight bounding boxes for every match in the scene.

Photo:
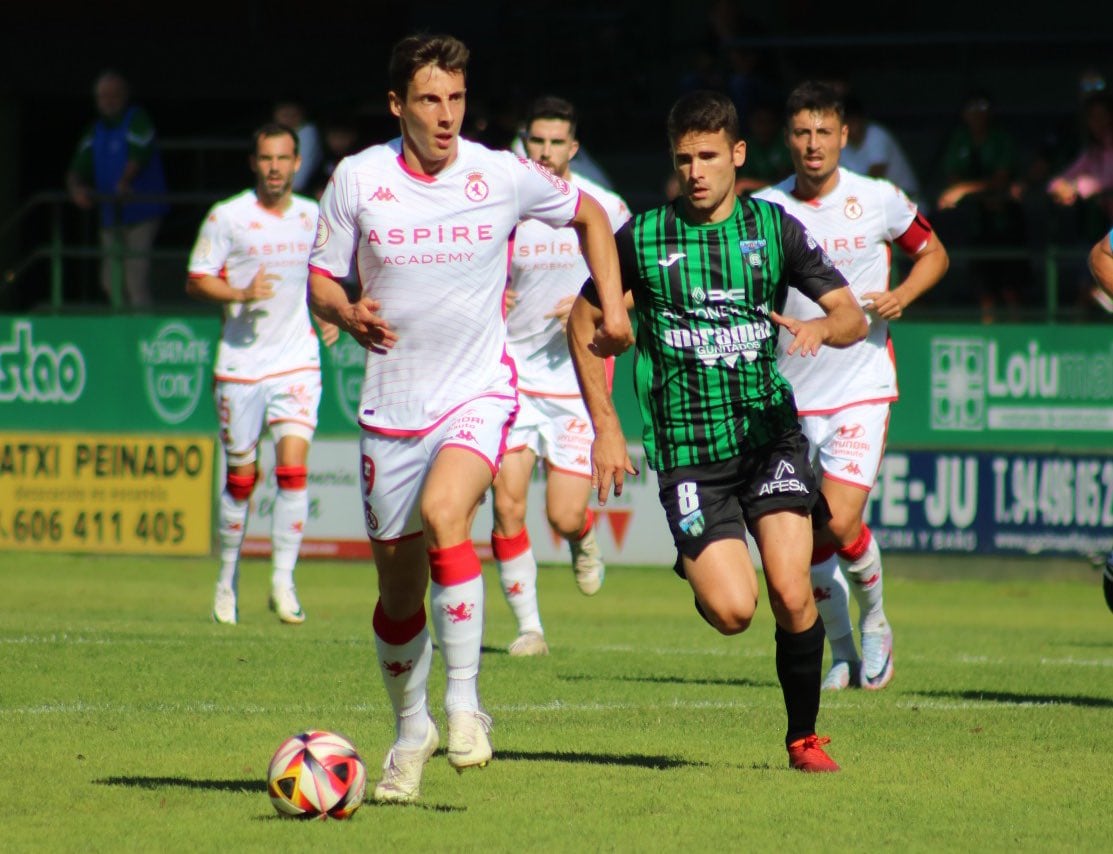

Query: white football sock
[217,489,248,590]
[271,486,307,590]
[811,553,859,662]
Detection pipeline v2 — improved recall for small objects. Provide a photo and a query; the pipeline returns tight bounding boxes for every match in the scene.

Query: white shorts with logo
[799,401,890,492]
[506,392,594,477]
[215,370,321,459]
[360,395,518,542]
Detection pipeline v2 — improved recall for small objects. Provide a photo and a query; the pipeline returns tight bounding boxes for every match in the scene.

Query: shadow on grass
[912,689,1113,708]
[95,776,266,792]
[96,777,467,813]
[496,749,704,769]
[560,673,774,689]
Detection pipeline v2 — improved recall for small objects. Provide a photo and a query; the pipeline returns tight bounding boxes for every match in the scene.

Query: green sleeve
[68,128,95,180]
[125,107,158,166]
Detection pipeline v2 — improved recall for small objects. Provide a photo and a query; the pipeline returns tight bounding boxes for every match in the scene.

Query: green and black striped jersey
[590,196,847,471]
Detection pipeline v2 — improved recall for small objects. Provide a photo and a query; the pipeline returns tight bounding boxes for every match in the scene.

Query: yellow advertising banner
[0,433,213,555]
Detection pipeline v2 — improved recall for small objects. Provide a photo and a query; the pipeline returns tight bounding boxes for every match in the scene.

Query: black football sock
[775,616,825,746]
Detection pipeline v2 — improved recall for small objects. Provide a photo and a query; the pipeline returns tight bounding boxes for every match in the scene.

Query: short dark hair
[252,122,299,156]
[389,33,470,99]
[666,90,740,147]
[784,81,845,125]
[524,95,577,136]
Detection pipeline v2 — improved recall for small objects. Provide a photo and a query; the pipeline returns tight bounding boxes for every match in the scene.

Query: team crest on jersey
[314,215,330,249]
[738,238,767,268]
[465,172,490,202]
[844,196,863,219]
[299,211,313,231]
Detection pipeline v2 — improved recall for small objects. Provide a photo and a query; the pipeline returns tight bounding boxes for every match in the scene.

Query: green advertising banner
[0,315,643,439]
[890,323,1113,452]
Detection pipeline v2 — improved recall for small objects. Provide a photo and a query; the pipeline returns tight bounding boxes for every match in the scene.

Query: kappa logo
[574,454,589,467]
[382,659,414,678]
[369,186,399,202]
[465,172,490,202]
[291,521,304,533]
[248,221,263,230]
[813,586,832,602]
[841,461,863,476]
[505,582,524,597]
[444,602,474,623]
[453,430,477,443]
[658,252,686,267]
[564,418,591,435]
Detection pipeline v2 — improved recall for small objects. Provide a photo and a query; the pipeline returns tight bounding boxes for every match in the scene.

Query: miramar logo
[329,334,365,423]
[0,320,86,403]
[139,321,211,424]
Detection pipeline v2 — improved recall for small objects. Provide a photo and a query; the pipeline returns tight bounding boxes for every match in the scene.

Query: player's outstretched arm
[567,294,636,504]
[864,230,949,320]
[571,194,633,357]
[309,271,397,353]
[1089,233,1113,296]
[771,286,867,357]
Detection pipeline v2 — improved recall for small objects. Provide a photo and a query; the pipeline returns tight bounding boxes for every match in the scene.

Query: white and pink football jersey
[188,190,321,383]
[310,137,581,435]
[508,172,629,396]
[754,168,920,414]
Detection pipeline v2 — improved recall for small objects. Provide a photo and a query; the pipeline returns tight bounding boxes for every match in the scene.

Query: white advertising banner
[240,438,676,565]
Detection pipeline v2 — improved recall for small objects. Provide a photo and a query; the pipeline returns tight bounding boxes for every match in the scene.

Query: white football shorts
[215,370,321,463]
[359,395,518,541]
[505,392,594,477]
[799,401,890,492]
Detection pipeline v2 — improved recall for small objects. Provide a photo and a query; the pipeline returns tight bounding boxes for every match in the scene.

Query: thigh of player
[215,380,267,465]
[800,402,890,492]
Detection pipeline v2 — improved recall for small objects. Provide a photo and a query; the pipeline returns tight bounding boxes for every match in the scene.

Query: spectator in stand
[734,99,793,195]
[66,70,168,308]
[1048,93,1113,240]
[936,91,1031,322]
[273,99,322,195]
[841,94,922,206]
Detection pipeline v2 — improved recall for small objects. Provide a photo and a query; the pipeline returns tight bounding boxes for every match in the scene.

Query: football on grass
[266,730,367,820]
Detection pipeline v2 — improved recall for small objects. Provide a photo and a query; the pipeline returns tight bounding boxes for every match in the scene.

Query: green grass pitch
[2,551,1110,852]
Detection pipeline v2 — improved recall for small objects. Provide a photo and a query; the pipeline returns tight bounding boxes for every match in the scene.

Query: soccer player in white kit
[491,96,631,658]
[187,123,338,626]
[307,34,632,804]
[754,81,949,690]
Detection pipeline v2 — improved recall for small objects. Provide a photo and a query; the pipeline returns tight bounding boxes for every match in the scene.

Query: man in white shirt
[755,81,949,691]
[307,34,632,804]
[187,123,338,626]
[490,96,631,658]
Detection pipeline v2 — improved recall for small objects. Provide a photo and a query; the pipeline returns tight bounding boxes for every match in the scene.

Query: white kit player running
[754,81,949,690]
[187,122,338,626]
[307,35,631,804]
[492,96,631,658]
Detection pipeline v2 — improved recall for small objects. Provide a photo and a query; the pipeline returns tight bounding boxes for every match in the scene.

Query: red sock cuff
[837,524,872,562]
[491,527,531,561]
[576,508,595,541]
[226,472,256,501]
[811,543,838,566]
[372,600,426,645]
[274,465,308,490]
[428,540,482,586]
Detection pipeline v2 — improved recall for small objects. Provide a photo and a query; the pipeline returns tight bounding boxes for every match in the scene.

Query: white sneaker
[860,624,894,690]
[446,710,493,772]
[508,631,549,657]
[570,528,605,596]
[821,659,861,691]
[269,585,306,624]
[211,583,237,625]
[373,718,439,803]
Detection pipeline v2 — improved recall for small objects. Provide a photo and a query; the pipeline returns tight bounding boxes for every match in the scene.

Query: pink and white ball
[266,730,367,820]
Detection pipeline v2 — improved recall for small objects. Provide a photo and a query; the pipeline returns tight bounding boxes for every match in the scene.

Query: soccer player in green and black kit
[568,90,867,772]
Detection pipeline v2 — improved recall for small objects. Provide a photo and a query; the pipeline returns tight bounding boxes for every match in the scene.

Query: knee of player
[701,596,756,635]
[825,509,864,547]
[491,488,527,530]
[546,505,584,539]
